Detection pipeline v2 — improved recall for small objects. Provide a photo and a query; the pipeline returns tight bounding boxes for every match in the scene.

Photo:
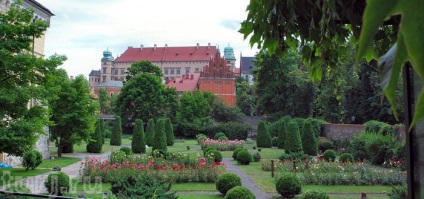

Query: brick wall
[322,123,406,141]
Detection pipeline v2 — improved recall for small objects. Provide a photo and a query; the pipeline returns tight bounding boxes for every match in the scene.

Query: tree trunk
[57,137,62,157]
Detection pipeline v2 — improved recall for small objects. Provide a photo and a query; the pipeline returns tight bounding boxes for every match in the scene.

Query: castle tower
[101,48,114,82]
[223,44,236,71]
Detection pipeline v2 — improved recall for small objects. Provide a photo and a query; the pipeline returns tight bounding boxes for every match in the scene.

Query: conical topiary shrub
[256,120,272,148]
[99,118,105,144]
[284,121,303,154]
[153,119,167,151]
[301,120,318,156]
[132,119,146,153]
[86,119,103,153]
[110,115,122,146]
[146,118,155,146]
[165,118,175,146]
[277,119,287,149]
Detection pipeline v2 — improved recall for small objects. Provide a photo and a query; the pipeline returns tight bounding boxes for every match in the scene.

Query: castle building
[240,55,256,84]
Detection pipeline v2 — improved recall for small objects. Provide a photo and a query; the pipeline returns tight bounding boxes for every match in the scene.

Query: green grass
[38,157,81,169]
[0,168,50,186]
[302,185,392,194]
[177,194,223,199]
[50,138,132,156]
[172,183,216,192]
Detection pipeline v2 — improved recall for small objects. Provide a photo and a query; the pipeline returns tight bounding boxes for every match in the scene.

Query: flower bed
[198,138,244,151]
[261,160,406,186]
[80,153,226,183]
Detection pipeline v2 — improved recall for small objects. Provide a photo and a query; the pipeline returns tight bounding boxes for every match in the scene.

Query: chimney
[196,43,199,50]
[140,44,144,51]
[154,44,157,50]
[208,42,210,49]
[190,74,194,79]
[165,44,168,49]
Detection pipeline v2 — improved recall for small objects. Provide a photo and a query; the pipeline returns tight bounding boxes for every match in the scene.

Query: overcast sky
[36,0,259,78]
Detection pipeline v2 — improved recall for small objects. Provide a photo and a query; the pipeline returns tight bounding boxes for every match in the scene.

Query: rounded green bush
[44,172,70,196]
[236,149,252,165]
[205,149,223,162]
[232,148,244,160]
[119,146,132,155]
[214,132,226,140]
[203,146,217,156]
[323,149,337,162]
[301,190,329,199]
[276,173,302,198]
[196,133,208,141]
[225,186,256,199]
[216,173,242,195]
[317,137,333,152]
[22,150,43,171]
[5,184,31,193]
[339,153,354,163]
[110,150,128,164]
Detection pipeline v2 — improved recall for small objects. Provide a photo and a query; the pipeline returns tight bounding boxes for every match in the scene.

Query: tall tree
[116,63,177,133]
[176,90,214,137]
[164,118,174,146]
[256,121,272,148]
[48,72,98,157]
[301,120,318,156]
[153,119,167,152]
[98,87,109,114]
[0,3,66,156]
[284,121,303,154]
[146,118,155,146]
[86,120,103,153]
[236,81,256,116]
[110,115,122,146]
[132,119,146,153]
[124,60,163,82]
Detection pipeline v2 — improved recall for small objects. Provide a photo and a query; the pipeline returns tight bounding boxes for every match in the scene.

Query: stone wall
[322,123,406,141]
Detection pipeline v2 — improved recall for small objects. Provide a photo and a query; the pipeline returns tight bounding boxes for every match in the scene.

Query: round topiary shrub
[214,132,226,140]
[276,173,302,198]
[225,186,256,199]
[203,146,217,156]
[22,150,43,171]
[205,149,223,162]
[110,150,128,164]
[236,149,252,165]
[44,172,70,196]
[323,149,337,162]
[339,153,354,163]
[232,148,244,160]
[216,173,242,195]
[301,190,329,199]
[119,146,132,155]
[5,184,31,193]
[196,133,208,141]
[317,137,333,152]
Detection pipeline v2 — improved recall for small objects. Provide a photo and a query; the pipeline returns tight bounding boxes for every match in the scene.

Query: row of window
[102,67,126,75]
[164,67,200,75]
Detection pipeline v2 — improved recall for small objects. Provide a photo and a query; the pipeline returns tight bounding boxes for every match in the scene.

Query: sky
[36,0,259,78]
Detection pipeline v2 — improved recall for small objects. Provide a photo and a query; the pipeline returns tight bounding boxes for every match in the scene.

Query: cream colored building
[0,0,54,164]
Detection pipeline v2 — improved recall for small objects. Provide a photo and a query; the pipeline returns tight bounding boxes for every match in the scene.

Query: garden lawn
[0,168,50,186]
[50,138,132,156]
[38,157,81,169]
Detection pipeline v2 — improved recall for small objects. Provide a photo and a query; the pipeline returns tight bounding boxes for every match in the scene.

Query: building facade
[240,55,256,85]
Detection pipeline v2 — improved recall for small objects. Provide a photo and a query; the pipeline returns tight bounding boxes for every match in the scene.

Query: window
[103,67,107,74]
[164,69,168,75]
[170,69,174,74]
[176,68,180,74]
[216,85,219,90]
[114,69,118,75]
[185,67,190,74]
[194,68,200,73]
[121,69,125,75]
[102,76,106,82]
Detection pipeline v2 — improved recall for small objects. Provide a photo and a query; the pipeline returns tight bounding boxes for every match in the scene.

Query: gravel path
[222,158,271,199]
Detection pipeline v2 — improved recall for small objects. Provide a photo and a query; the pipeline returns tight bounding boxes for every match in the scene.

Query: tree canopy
[240,0,423,127]
[0,3,66,156]
[125,60,163,82]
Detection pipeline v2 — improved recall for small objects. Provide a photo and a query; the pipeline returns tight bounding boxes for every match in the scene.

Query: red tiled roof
[166,73,200,92]
[115,46,217,63]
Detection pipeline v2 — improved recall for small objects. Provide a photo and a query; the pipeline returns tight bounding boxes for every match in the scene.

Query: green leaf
[356,0,399,64]
[410,89,424,131]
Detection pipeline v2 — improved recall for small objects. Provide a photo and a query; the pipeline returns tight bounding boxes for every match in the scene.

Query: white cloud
[37,0,259,77]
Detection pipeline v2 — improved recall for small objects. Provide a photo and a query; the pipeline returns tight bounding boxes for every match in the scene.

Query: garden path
[222,157,271,199]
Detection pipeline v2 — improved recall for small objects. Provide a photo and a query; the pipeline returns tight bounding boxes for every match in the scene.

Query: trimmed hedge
[225,186,255,199]
[22,150,43,171]
[236,149,252,165]
[301,120,318,156]
[110,116,122,146]
[45,172,70,196]
[276,173,302,198]
[153,119,167,152]
[257,120,272,148]
[87,119,103,153]
[205,149,223,162]
[120,146,132,155]
[146,118,155,146]
[301,190,329,199]
[284,121,303,154]
[317,137,333,152]
[165,118,175,146]
[323,149,336,162]
[339,153,354,163]
[277,119,287,149]
[131,119,146,153]
[216,173,242,195]
[232,148,244,160]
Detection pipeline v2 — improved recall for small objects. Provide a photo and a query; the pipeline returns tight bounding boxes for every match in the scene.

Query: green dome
[223,45,236,60]
[101,49,114,62]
